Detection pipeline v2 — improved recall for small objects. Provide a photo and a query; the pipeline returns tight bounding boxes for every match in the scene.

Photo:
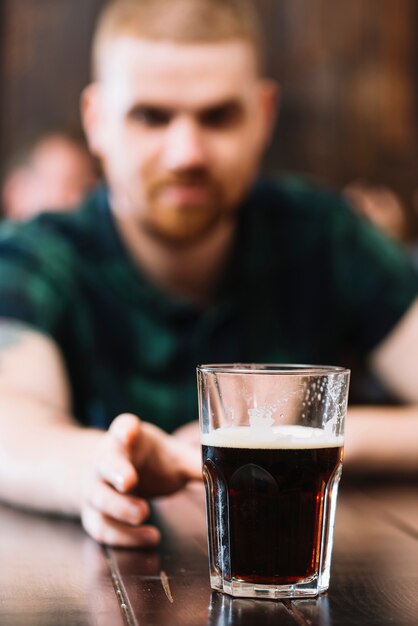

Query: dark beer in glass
[197,364,349,599]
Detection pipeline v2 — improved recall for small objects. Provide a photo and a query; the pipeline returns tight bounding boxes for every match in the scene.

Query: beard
[108,166,243,248]
[139,198,227,247]
[138,171,230,247]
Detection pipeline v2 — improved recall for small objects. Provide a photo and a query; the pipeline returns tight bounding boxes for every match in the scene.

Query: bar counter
[1,478,418,625]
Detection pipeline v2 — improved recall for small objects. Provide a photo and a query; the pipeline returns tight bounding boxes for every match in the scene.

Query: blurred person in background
[1,131,100,221]
[343,181,418,405]
[344,180,410,243]
[0,0,417,548]
[345,180,418,272]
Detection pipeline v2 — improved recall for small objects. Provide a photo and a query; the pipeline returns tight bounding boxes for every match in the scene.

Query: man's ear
[80,83,103,157]
[257,79,280,149]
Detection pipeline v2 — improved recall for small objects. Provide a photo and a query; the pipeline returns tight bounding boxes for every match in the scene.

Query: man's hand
[173,419,200,447]
[81,414,202,547]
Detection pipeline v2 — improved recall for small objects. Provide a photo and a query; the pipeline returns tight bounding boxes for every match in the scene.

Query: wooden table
[1,478,418,626]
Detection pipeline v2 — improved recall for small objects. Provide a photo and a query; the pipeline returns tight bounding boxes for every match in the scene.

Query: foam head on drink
[201,424,343,449]
[202,424,344,586]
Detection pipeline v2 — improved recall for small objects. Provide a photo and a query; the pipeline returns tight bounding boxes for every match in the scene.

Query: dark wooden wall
[0,0,104,164]
[1,0,418,205]
[262,0,418,204]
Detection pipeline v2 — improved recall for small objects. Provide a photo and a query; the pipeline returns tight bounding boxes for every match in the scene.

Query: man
[0,0,417,548]
[2,131,99,221]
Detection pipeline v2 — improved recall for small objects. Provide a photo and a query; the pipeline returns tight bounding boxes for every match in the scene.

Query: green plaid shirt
[0,177,416,431]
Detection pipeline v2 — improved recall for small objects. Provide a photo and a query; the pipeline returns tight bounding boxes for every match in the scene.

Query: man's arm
[344,297,418,472]
[0,320,201,546]
[368,296,418,402]
[0,319,95,514]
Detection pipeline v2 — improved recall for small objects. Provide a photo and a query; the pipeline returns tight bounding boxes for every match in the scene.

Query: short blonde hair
[92,0,264,78]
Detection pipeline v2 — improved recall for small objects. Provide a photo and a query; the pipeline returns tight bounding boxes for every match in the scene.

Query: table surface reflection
[1,477,418,626]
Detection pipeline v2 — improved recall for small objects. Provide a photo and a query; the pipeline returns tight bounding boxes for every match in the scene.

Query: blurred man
[2,132,99,221]
[344,181,409,243]
[0,0,417,548]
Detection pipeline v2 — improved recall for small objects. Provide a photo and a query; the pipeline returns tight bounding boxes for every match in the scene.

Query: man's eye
[129,107,171,127]
[200,105,242,129]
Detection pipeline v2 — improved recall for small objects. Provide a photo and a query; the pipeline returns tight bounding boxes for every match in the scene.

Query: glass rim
[197,363,350,376]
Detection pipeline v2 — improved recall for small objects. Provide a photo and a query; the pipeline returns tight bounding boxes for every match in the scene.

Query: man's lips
[156,184,213,206]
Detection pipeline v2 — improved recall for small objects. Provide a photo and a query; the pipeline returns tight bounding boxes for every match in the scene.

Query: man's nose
[161,117,208,172]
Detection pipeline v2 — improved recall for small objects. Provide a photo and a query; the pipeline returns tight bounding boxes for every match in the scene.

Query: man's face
[84,37,276,245]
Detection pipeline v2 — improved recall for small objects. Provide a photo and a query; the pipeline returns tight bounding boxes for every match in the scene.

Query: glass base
[210,573,327,599]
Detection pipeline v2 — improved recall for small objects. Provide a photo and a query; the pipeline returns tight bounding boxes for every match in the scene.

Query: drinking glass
[197,364,350,599]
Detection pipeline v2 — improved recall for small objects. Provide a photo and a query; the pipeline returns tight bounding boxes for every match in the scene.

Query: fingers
[163,421,202,481]
[97,448,138,493]
[173,420,201,446]
[98,414,143,492]
[176,439,203,482]
[88,480,150,525]
[82,505,161,548]
[82,413,160,547]
[109,413,142,450]
[82,413,202,548]
[168,424,203,482]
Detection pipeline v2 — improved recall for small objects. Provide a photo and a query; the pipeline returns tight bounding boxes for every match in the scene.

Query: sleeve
[330,203,418,354]
[0,220,73,337]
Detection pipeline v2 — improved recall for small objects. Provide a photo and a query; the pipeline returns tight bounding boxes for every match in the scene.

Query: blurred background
[1,0,418,227]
